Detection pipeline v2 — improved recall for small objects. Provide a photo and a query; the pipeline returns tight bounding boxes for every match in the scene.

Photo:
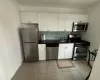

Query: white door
[38,44,46,60]
[38,13,48,31]
[67,14,88,22]
[58,44,65,59]
[59,14,73,31]
[47,13,59,31]
[64,43,74,59]
[65,14,88,31]
[74,14,88,22]
[58,14,67,31]
[65,20,73,31]
[20,12,38,23]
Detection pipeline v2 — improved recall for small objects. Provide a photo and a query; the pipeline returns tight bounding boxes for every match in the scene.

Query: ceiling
[17,0,100,9]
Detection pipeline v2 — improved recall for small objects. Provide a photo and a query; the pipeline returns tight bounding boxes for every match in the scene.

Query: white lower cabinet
[38,44,46,60]
[58,43,74,59]
[64,44,74,59]
[58,44,65,59]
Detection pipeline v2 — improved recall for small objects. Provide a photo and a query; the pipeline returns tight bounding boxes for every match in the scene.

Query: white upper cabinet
[58,14,67,31]
[47,13,59,31]
[20,12,88,31]
[20,12,38,23]
[58,14,73,31]
[67,14,88,31]
[67,14,88,22]
[65,20,73,31]
[61,14,88,31]
[38,13,48,31]
[38,13,58,31]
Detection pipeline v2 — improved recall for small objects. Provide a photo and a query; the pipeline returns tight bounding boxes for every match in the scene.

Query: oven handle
[74,47,78,54]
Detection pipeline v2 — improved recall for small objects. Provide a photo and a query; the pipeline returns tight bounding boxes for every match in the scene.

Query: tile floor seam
[70,73,76,80]
[77,69,85,79]
[70,70,85,80]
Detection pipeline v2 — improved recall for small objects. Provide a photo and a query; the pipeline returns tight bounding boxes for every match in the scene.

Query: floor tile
[21,63,39,73]
[78,70,89,79]
[61,68,70,72]
[37,74,47,80]
[56,72,74,80]
[47,73,57,80]
[69,67,77,71]
[12,72,38,80]
[54,66,62,72]
[71,71,84,80]
[47,66,55,73]
[47,60,57,66]
[39,61,47,66]
[39,65,47,74]
[56,72,65,80]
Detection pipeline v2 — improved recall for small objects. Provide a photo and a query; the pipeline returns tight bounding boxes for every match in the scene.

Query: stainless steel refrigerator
[20,23,39,62]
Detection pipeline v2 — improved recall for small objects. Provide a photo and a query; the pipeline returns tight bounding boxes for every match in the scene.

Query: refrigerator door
[23,43,39,62]
[21,24,39,42]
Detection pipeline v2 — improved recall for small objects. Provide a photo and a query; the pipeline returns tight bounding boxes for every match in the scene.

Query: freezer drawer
[23,43,39,62]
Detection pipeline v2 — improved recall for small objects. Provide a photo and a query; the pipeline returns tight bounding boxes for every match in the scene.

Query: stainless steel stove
[68,33,90,60]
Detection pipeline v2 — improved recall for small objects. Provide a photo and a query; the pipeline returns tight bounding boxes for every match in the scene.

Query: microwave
[72,22,88,32]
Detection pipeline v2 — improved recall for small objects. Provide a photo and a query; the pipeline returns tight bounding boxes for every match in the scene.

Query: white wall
[20,5,85,14]
[0,0,22,80]
[83,2,100,49]
[89,46,100,80]
[82,2,100,80]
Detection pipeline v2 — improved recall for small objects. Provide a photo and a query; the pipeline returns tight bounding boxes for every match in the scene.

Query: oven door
[74,47,87,59]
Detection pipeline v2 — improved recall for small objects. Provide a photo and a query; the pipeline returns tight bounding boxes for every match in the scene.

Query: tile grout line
[69,67,78,80]
[70,61,85,80]
[77,69,86,79]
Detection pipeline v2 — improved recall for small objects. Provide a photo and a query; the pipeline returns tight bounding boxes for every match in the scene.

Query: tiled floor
[12,60,91,80]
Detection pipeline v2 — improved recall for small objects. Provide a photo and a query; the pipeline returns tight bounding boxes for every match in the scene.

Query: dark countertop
[38,40,90,46]
[38,40,69,44]
[74,40,90,46]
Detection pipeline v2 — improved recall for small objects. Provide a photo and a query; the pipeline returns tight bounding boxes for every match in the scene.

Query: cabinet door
[59,14,72,31]
[67,14,88,22]
[20,12,38,23]
[38,44,46,60]
[58,14,67,31]
[77,15,88,22]
[64,43,74,59]
[58,44,65,59]
[65,20,73,31]
[65,14,88,31]
[47,13,59,31]
[38,13,48,31]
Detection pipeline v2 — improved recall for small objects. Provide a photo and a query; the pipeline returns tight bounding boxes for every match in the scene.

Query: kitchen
[1,0,100,80]
[20,13,90,62]
[16,12,91,80]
